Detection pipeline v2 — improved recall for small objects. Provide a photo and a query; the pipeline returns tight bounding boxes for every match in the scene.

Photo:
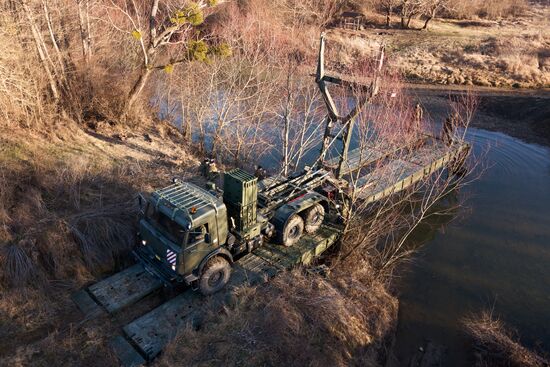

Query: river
[392,89,550,365]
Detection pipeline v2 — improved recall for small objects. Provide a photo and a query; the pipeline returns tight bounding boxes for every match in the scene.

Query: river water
[393,90,550,365]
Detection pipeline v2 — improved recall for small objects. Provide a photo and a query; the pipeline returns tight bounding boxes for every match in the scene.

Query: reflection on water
[394,127,550,366]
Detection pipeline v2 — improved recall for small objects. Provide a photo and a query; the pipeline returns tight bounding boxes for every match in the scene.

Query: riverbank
[405,86,550,147]
[0,121,401,366]
[330,3,550,89]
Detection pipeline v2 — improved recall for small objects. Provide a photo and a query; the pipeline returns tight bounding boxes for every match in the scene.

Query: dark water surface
[393,91,550,365]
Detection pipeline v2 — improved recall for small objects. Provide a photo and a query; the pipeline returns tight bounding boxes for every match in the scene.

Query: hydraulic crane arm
[315,32,385,178]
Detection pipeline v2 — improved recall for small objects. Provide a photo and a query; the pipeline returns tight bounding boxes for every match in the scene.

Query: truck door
[183,221,216,274]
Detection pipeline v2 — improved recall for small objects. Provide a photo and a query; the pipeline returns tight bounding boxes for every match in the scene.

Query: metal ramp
[355,141,469,203]
[73,263,162,315]
[113,253,281,364]
[111,229,342,365]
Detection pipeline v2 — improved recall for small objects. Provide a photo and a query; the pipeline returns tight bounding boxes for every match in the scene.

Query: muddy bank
[406,86,550,147]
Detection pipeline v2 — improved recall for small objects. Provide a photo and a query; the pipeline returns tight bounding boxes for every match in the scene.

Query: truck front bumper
[133,246,184,286]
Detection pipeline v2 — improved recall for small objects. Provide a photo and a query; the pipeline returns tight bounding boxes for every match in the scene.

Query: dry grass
[463,310,550,367]
[159,258,397,367]
[349,4,550,88]
[0,123,196,365]
[447,0,528,19]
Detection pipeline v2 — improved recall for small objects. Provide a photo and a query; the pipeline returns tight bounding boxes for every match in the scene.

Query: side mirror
[138,194,147,215]
[204,233,211,243]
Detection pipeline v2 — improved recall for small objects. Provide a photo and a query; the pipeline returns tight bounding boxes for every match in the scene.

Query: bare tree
[421,0,448,30]
[338,87,479,278]
[19,0,61,102]
[400,0,423,29]
[378,0,399,28]
[101,0,224,112]
[307,36,479,276]
[77,0,93,63]
[281,0,346,28]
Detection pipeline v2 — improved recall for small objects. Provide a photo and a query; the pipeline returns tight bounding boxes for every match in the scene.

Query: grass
[159,259,398,367]
[0,123,197,365]
[331,4,550,88]
[463,310,550,367]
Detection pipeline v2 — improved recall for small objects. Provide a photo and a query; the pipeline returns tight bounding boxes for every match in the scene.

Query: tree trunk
[180,95,191,143]
[127,67,153,111]
[406,14,413,28]
[282,112,290,176]
[386,8,391,28]
[422,16,432,29]
[21,0,60,101]
[77,0,92,63]
[42,0,66,75]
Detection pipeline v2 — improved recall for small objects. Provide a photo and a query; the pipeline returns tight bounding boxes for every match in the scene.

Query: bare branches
[316,54,481,279]
[463,310,550,367]
[100,0,225,111]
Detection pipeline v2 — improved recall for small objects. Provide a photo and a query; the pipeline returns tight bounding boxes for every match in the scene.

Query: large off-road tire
[199,257,231,296]
[280,214,304,247]
[304,204,325,234]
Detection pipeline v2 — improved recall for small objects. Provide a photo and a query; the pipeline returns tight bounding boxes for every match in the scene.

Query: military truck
[135,167,340,295]
[72,34,471,365]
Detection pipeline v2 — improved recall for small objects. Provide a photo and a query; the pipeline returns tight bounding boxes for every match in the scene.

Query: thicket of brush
[463,311,550,367]
[160,258,397,367]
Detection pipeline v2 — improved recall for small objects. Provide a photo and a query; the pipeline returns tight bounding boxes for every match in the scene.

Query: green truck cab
[136,169,277,295]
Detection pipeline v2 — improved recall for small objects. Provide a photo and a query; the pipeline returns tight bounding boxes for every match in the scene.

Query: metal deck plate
[122,254,280,360]
[71,289,103,317]
[123,290,201,360]
[88,264,162,313]
[255,225,341,268]
[356,142,468,203]
[231,253,282,285]
[109,335,146,367]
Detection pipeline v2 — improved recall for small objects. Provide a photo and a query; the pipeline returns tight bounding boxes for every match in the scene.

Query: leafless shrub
[161,261,397,367]
[68,202,137,269]
[463,310,550,367]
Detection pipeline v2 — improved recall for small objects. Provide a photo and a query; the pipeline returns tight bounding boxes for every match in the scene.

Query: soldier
[201,157,219,182]
[442,112,459,146]
[207,158,219,182]
[414,103,423,131]
[254,165,267,180]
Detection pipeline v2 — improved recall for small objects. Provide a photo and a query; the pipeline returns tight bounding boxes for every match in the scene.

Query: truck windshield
[145,205,186,245]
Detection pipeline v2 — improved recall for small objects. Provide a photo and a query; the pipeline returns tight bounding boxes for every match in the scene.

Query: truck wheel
[281,214,304,247]
[304,204,325,234]
[199,257,231,295]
